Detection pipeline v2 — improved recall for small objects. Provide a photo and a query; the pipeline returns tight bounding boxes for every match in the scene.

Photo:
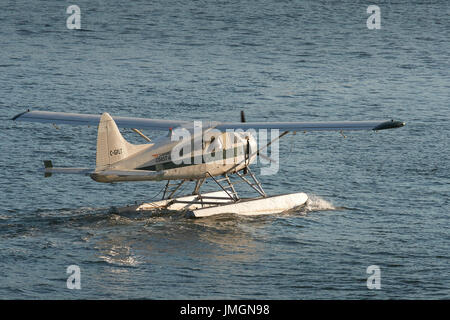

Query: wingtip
[43,160,53,178]
[373,120,406,131]
[11,109,31,121]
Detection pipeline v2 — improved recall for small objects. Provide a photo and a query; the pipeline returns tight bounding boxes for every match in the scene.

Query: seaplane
[12,110,405,217]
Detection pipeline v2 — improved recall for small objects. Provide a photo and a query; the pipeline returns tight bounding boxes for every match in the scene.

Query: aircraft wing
[12,110,190,130]
[214,120,405,131]
[12,110,405,131]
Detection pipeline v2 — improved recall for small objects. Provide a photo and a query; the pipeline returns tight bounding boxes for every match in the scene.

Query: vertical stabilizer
[96,112,147,169]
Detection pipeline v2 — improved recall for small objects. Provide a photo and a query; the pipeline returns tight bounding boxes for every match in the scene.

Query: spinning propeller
[240,111,278,166]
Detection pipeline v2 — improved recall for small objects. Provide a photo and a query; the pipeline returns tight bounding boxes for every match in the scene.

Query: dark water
[0,0,449,299]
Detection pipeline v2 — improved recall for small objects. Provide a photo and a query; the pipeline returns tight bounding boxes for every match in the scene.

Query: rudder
[96,112,132,169]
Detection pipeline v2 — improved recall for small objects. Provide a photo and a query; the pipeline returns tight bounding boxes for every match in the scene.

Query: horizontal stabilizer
[90,169,162,183]
[97,169,159,177]
[43,160,93,177]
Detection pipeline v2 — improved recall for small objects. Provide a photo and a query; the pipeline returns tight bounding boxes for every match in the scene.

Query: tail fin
[96,112,147,169]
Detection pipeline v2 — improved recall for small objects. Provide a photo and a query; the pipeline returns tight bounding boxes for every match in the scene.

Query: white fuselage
[91,131,257,183]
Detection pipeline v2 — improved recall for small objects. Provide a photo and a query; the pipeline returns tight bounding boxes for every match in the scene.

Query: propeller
[239,110,278,167]
[241,111,249,173]
[240,110,246,123]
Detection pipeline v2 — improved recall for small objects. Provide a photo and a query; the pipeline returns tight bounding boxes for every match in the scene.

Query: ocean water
[0,0,449,299]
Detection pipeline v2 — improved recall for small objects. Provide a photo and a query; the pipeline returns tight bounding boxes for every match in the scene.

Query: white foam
[303,194,336,212]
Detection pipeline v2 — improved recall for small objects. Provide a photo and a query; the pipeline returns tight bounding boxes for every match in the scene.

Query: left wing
[12,110,405,131]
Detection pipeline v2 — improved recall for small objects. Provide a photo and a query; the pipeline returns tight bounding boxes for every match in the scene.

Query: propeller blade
[240,110,246,123]
[243,139,250,174]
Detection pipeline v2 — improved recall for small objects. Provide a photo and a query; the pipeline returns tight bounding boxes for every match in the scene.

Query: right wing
[13,110,190,131]
[214,120,406,131]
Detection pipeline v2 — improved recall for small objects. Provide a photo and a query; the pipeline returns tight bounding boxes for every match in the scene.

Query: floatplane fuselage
[90,113,257,183]
[13,110,405,217]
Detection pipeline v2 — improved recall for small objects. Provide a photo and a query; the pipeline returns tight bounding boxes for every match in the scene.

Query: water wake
[303,194,337,212]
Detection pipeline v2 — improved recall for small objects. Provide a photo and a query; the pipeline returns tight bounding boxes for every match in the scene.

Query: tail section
[96,112,147,169]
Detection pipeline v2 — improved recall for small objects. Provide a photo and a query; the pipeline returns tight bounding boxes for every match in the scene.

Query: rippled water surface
[0,0,449,299]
